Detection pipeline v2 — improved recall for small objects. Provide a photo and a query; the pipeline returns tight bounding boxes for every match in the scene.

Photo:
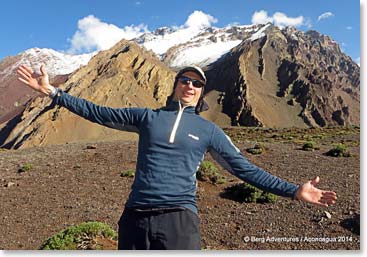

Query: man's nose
[186,81,194,89]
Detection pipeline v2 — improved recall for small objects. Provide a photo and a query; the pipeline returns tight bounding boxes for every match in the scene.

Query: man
[17,64,337,250]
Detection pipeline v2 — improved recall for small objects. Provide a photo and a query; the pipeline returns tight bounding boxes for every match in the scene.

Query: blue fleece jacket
[53,91,299,214]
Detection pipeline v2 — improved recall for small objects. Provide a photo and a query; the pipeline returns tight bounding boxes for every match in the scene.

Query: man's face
[173,71,204,106]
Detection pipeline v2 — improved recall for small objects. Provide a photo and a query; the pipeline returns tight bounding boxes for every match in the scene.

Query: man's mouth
[183,92,194,97]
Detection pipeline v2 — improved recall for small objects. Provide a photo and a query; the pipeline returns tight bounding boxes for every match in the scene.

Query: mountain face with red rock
[0,23,360,149]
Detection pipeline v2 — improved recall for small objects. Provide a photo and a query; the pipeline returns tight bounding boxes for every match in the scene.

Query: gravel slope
[0,127,360,250]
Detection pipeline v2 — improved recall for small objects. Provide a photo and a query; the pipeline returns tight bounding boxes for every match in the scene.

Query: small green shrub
[40,221,117,250]
[223,183,277,203]
[311,133,325,139]
[302,141,317,151]
[197,161,226,184]
[18,163,33,173]
[281,134,294,140]
[120,169,135,177]
[325,143,351,157]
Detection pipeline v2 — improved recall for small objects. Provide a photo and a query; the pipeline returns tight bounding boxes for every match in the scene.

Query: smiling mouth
[183,92,194,96]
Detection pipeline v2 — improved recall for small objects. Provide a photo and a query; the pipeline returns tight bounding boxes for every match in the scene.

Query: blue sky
[0,0,361,64]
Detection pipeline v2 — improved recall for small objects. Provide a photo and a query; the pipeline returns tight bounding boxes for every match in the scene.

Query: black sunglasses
[178,76,205,88]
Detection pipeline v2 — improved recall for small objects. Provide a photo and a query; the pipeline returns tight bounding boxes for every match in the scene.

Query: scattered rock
[324,211,332,219]
[246,143,265,155]
[85,145,97,150]
[5,182,15,187]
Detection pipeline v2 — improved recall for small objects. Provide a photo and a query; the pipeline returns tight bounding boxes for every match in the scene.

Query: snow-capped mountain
[0,48,96,79]
[0,21,360,130]
[0,22,272,120]
[135,23,271,68]
[1,22,272,80]
[0,23,360,148]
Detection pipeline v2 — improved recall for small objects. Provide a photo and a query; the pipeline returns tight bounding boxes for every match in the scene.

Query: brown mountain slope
[205,24,359,128]
[0,40,175,149]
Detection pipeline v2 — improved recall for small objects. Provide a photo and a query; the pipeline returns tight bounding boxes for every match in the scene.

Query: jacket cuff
[292,184,300,200]
[50,88,63,99]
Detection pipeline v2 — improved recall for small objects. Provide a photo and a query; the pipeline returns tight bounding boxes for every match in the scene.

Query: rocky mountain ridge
[205,24,359,127]
[0,23,360,149]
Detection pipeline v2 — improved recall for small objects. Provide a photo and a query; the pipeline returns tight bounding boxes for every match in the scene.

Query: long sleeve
[208,125,298,199]
[52,90,147,131]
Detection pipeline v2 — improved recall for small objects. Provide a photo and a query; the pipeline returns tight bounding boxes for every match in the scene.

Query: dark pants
[118,207,201,250]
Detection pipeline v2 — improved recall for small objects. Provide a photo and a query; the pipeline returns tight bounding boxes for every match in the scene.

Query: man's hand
[17,64,54,96]
[295,176,337,207]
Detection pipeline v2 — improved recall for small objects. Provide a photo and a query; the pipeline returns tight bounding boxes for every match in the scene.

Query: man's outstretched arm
[209,125,337,207]
[17,64,146,130]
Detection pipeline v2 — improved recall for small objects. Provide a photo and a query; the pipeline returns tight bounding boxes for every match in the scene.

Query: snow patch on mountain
[0,48,96,79]
[169,39,242,68]
[22,48,96,75]
[138,10,218,57]
[137,23,268,68]
[249,23,271,41]
[140,26,207,57]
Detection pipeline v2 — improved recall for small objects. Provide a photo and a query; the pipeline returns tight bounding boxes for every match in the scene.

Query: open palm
[296,176,337,207]
[17,64,52,96]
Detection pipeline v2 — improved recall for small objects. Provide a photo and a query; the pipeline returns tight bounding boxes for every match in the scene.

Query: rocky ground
[0,126,360,250]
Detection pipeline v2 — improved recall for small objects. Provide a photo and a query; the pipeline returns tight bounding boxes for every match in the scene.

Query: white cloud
[355,57,360,66]
[251,10,305,28]
[317,12,334,22]
[251,10,273,24]
[346,26,353,30]
[67,15,149,54]
[184,10,218,29]
[273,12,304,28]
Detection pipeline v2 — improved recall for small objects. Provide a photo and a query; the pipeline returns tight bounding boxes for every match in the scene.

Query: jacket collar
[165,100,196,114]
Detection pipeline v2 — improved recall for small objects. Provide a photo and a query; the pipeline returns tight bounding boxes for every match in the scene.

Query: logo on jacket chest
[188,133,200,141]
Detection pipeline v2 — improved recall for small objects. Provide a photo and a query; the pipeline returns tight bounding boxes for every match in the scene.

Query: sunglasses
[178,76,205,88]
